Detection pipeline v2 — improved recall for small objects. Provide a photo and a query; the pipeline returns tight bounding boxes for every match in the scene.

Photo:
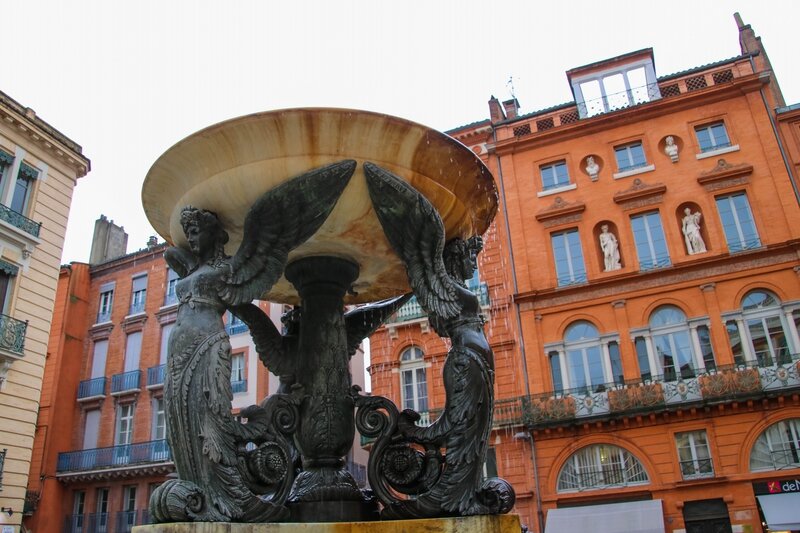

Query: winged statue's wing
[344,293,413,357]
[219,160,356,307]
[364,162,461,320]
[164,246,197,279]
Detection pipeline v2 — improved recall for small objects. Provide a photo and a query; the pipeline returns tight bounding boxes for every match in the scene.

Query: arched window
[557,444,649,492]
[547,321,623,393]
[750,418,800,471]
[650,306,695,381]
[399,347,428,414]
[740,290,792,366]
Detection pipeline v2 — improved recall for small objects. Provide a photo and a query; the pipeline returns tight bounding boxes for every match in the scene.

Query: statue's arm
[164,246,197,278]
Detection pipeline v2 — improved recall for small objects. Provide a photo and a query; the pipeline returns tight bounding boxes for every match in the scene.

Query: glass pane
[726,321,746,366]
[766,316,790,364]
[732,193,760,249]
[565,321,599,342]
[654,334,677,381]
[635,337,651,380]
[710,123,730,146]
[580,80,604,117]
[568,349,588,390]
[586,346,605,389]
[632,212,670,270]
[697,326,716,371]
[550,352,563,393]
[748,318,773,366]
[609,342,624,384]
[416,368,428,412]
[627,67,649,104]
[696,127,713,151]
[10,177,30,213]
[650,306,686,327]
[743,290,778,310]
[629,143,646,168]
[603,73,629,110]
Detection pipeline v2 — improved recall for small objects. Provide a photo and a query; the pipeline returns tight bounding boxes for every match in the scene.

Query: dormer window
[568,49,661,118]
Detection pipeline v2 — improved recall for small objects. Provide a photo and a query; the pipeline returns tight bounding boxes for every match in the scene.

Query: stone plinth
[132,515,521,533]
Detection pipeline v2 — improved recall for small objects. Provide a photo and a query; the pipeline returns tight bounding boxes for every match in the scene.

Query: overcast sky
[4,1,798,263]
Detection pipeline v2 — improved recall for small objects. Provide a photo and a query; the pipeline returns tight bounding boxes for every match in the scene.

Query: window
[551,229,587,286]
[557,444,649,492]
[96,488,109,533]
[231,353,246,393]
[116,404,134,446]
[549,351,564,393]
[0,260,18,314]
[130,275,147,314]
[482,447,498,479]
[159,323,173,365]
[565,322,606,393]
[734,290,793,367]
[83,409,101,450]
[750,418,800,471]
[716,193,760,252]
[165,268,179,305]
[695,122,731,152]
[124,331,142,374]
[540,161,570,191]
[675,430,713,479]
[631,211,670,270]
[651,306,697,381]
[10,163,37,215]
[71,491,86,533]
[152,397,166,441]
[614,142,647,172]
[400,346,428,413]
[97,287,114,323]
[571,60,658,118]
[121,486,137,532]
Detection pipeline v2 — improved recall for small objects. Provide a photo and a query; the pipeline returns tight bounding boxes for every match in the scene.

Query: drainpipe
[516,431,545,533]
[748,54,800,206]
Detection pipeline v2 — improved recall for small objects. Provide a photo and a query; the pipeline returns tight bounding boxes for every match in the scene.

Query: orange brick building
[369,15,800,533]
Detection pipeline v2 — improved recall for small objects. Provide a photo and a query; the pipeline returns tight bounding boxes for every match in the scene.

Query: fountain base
[132,514,522,533]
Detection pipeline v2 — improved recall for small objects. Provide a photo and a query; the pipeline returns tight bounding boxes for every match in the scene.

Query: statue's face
[186,223,217,257]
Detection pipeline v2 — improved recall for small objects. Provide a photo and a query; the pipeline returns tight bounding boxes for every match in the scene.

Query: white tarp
[757,493,800,531]
[544,499,665,533]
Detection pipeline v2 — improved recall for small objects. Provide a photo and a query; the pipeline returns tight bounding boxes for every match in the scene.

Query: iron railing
[163,290,178,307]
[0,203,41,238]
[231,379,247,394]
[147,364,165,387]
[111,370,141,394]
[226,321,248,336]
[557,464,649,491]
[57,439,171,473]
[128,300,145,315]
[77,377,106,399]
[96,309,111,323]
[23,490,39,515]
[679,458,714,479]
[0,313,26,354]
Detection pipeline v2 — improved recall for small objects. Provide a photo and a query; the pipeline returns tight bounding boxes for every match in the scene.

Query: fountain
[137,108,518,532]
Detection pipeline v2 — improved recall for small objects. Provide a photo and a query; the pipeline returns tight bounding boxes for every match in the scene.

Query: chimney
[734,12,785,108]
[502,98,520,119]
[89,215,128,264]
[488,96,506,123]
[147,235,159,248]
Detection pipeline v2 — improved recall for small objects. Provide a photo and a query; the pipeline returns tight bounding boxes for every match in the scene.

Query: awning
[757,493,800,531]
[545,499,665,533]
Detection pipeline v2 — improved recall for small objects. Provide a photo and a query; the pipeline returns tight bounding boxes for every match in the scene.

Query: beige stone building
[0,90,89,531]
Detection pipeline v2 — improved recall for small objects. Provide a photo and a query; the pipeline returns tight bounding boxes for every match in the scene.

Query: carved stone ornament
[613,178,666,210]
[697,158,753,191]
[535,196,586,225]
[585,156,600,181]
[664,135,679,163]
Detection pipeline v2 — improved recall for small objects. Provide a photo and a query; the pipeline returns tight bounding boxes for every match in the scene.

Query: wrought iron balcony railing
[679,458,714,479]
[77,377,106,399]
[0,203,41,238]
[115,509,152,532]
[129,300,146,315]
[226,321,248,336]
[96,309,112,323]
[164,291,178,307]
[387,283,490,324]
[111,370,141,394]
[23,490,39,515]
[57,439,171,473]
[231,379,247,394]
[0,313,27,355]
[147,364,165,388]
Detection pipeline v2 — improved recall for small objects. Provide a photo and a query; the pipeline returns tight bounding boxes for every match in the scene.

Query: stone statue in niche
[599,224,621,271]
[357,162,515,519]
[149,161,356,523]
[682,207,707,255]
[585,156,600,181]
[665,136,679,162]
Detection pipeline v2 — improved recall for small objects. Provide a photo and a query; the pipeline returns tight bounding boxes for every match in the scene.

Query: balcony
[96,309,112,323]
[163,290,178,307]
[0,203,41,238]
[679,458,714,480]
[0,313,27,356]
[77,377,106,400]
[128,300,145,315]
[111,370,141,395]
[147,364,165,389]
[387,283,490,325]
[231,379,247,394]
[57,439,171,474]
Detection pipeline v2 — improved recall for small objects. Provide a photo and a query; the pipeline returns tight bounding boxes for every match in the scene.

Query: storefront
[754,478,800,532]
[544,499,666,533]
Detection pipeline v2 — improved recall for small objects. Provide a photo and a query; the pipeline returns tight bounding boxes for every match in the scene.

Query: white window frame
[115,403,135,446]
[98,290,113,322]
[540,160,571,192]
[546,322,622,393]
[400,346,428,414]
[723,291,800,367]
[675,430,714,479]
[715,192,761,253]
[750,418,800,471]
[571,58,660,118]
[551,229,587,287]
[231,353,245,383]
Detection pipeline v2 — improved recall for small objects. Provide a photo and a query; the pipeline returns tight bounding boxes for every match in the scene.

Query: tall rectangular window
[116,404,135,445]
[152,397,166,441]
[83,409,101,450]
[695,122,731,152]
[675,430,713,479]
[165,268,179,305]
[159,323,174,365]
[549,351,564,393]
[121,486,137,532]
[124,331,142,373]
[540,161,570,191]
[551,229,587,286]
[614,142,647,171]
[716,193,760,252]
[231,353,245,383]
[130,275,147,314]
[10,164,36,214]
[90,340,108,379]
[96,488,109,533]
[97,283,114,323]
[72,490,86,533]
[631,211,670,270]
